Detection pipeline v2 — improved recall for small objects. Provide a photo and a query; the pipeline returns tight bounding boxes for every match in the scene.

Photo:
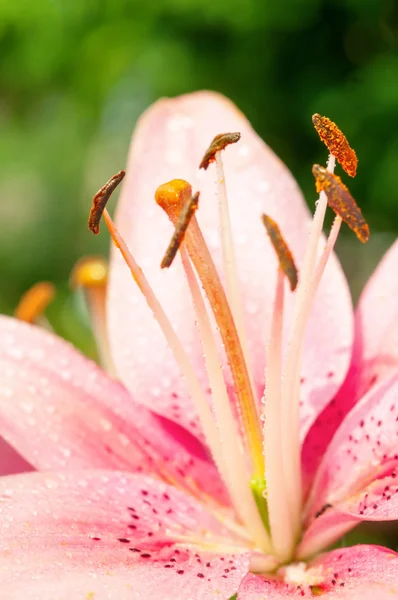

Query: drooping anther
[199,132,241,170]
[261,214,298,291]
[312,164,369,243]
[88,170,125,234]
[15,281,55,323]
[70,257,108,289]
[156,180,200,268]
[312,114,358,178]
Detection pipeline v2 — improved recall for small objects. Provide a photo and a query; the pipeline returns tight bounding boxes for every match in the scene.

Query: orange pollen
[15,281,55,323]
[312,114,358,178]
[261,214,298,291]
[199,132,241,170]
[70,257,108,289]
[88,170,125,234]
[312,164,369,243]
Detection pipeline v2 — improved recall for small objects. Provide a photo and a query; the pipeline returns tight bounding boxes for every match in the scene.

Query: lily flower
[1,91,398,598]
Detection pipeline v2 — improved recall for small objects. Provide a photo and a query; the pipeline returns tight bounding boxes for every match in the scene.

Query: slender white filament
[103,209,226,482]
[181,247,271,552]
[215,152,256,397]
[281,155,336,534]
[263,268,294,560]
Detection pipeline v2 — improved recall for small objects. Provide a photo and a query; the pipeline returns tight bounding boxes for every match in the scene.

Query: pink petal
[306,371,398,531]
[107,90,353,440]
[0,436,33,476]
[0,315,229,504]
[354,239,398,396]
[238,545,398,598]
[303,240,398,491]
[0,470,249,599]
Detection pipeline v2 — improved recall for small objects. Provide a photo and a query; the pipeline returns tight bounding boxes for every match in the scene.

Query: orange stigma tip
[312,114,358,178]
[88,170,125,235]
[70,257,108,289]
[312,164,369,243]
[199,132,241,170]
[15,281,55,323]
[155,179,193,212]
[161,191,200,269]
[261,214,298,291]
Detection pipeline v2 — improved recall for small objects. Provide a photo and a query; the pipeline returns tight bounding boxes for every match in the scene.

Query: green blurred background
[0,0,397,350]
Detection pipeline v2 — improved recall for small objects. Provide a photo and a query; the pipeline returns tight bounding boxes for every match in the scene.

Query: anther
[70,257,108,288]
[15,282,55,324]
[88,170,125,234]
[261,214,298,291]
[312,165,369,243]
[312,114,357,178]
[199,132,241,170]
[160,191,200,269]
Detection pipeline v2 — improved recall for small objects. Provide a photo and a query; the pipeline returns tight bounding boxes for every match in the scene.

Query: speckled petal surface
[107,90,353,441]
[302,239,398,491]
[237,546,398,598]
[306,371,398,526]
[0,470,249,600]
[0,315,228,504]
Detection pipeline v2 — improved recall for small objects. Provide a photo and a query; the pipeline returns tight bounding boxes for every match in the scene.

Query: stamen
[312,114,358,177]
[281,153,336,536]
[156,180,264,479]
[92,205,227,493]
[15,282,55,324]
[199,132,241,170]
[70,256,108,288]
[180,248,271,551]
[161,192,200,268]
[202,132,256,411]
[70,257,115,373]
[88,170,125,234]
[262,221,296,560]
[261,214,298,291]
[312,165,369,243]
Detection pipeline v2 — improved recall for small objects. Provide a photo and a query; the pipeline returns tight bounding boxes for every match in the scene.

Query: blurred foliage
[0,0,397,337]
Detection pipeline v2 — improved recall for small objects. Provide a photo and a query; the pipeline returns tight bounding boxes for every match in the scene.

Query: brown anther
[199,132,241,170]
[312,114,358,178]
[70,257,108,289]
[261,214,298,291]
[158,185,200,269]
[15,281,55,323]
[88,170,125,234]
[312,165,369,243]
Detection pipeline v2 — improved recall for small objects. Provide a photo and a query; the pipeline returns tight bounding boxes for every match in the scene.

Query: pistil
[156,180,264,480]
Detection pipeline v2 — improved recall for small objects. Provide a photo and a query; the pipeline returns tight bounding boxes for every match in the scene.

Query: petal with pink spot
[306,371,398,527]
[302,239,398,492]
[0,315,228,505]
[107,90,353,441]
[238,545,398,598]
[0,471,249,600]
